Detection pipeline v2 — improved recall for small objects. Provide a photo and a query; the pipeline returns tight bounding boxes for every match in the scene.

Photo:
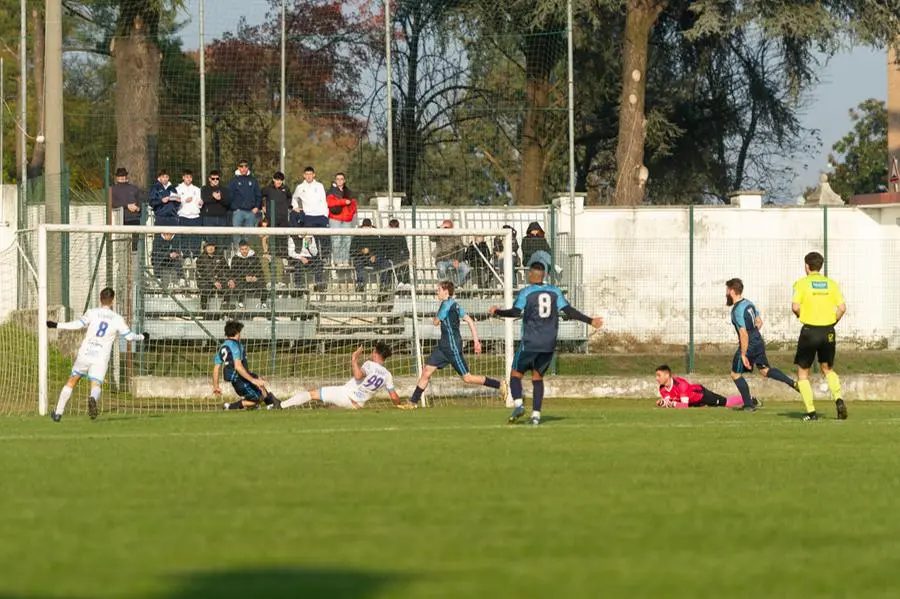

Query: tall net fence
[1,0,573,208]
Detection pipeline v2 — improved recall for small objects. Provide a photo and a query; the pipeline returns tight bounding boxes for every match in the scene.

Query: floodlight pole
[199,0,207,177]
[566,0,576,237]
[18,0,27,228]
[280,0,286,173]
[385,0,394,207]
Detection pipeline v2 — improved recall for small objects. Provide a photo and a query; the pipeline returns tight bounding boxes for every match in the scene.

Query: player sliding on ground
[654,365,748,408]
[281,343,414,410]
[725,278,799,411]
[47,287,148,421]
[213,320,281,410]
[408,281,507,407]
[489,257,603,425]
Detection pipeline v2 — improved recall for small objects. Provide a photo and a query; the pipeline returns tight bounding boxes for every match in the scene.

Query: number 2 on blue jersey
[95,321,109,337]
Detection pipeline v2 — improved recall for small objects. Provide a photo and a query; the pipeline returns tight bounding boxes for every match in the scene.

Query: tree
[611,0,900,205]
[826,99,887,199]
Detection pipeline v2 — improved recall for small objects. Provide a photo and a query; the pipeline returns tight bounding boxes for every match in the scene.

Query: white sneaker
[237,302,245,309]
[260,302,268,310]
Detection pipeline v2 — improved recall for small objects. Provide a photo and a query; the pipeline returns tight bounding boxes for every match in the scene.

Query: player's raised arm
[351,346,366,381]
[462,314,483,354]
[47,314,90,330]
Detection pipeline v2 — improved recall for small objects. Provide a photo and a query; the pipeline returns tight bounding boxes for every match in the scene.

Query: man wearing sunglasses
[201,170,231,251]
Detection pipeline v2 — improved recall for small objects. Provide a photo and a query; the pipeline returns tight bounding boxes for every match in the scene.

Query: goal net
[31,223,514,416]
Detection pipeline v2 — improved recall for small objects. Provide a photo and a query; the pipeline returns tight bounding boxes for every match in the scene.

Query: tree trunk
[613,0,666,206]
[517,39,555,206]
[111,17,162,190]
[398,21,420,205]
[29,8,45,178]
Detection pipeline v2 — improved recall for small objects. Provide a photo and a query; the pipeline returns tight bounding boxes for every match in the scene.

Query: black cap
[361,218,373,227]
[115,167,128,177]
[237,159,249,167]
[273,171,285,181]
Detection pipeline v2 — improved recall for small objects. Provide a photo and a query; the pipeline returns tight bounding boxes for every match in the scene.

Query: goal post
[36,223,514,415]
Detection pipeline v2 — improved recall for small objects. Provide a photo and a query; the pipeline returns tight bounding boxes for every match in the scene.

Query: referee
[791,251,847,421]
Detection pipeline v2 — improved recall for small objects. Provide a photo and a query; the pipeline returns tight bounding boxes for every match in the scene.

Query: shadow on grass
[0,566,407,599]
[776,411,811,420]
[540,415,567,424]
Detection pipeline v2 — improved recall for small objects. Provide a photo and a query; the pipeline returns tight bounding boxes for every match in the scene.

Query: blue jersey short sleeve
[514,286,534,310]
[437,299,452,321]
[227,340,243,361]
[457,303,467,318]
[552,286,569,310]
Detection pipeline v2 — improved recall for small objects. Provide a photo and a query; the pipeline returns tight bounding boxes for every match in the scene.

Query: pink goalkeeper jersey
[658,377,705,405]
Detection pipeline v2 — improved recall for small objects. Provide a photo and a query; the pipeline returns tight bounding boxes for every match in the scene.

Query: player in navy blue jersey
[409,281,507,406]
[213,320,280,410]
[725,278,798,410]
[489,257,603,425]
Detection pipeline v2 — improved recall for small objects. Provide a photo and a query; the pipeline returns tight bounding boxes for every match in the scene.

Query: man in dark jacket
[148,170,180,227]
[196,240,228,313]
[384,218,410,285]
[200,170,230,251]
[464,236,492,288]
[261,171,292,260]
[227,160,262,251]
[226,239,266,309]
[110,167,143,251]
[151,232,183,287]
[522,221,552,270]
[350,219,388,292]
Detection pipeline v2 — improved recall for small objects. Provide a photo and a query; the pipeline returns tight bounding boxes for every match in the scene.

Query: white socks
[514,398,524,408]
[531,410,541,420]
[54,387,73,415]
[281,391,312,409]
[90,387,102,402]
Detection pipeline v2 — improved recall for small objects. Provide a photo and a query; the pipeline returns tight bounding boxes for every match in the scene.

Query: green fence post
[687,204,695,374]
[823,205,828,276]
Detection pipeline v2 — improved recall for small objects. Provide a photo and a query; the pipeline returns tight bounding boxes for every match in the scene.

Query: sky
[178,0,888,200]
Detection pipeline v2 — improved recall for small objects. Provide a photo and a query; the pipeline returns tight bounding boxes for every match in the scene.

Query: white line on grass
[0,417,897,442]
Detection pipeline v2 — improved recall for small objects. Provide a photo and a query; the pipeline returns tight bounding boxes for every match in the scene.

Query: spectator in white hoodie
[291,166,330,267]
[176,169,204,257]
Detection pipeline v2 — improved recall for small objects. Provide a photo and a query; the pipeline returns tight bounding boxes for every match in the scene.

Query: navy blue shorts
[732,346,770,374]
[512,349,554,377]
[426,345,469,376]
[231,372,263,401]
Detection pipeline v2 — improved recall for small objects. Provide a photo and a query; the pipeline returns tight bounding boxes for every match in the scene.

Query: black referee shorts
[794,324,836,369]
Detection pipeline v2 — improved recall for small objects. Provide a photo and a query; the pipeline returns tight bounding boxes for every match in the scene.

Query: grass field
[3,400,900,599]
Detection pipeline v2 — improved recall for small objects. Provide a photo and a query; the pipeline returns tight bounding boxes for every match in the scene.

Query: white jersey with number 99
[348,361,395,403]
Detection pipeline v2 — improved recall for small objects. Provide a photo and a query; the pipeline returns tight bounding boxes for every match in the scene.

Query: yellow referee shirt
[791,273,845,326]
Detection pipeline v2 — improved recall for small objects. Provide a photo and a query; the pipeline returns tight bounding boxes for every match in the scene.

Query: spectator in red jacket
[327,172,358,266]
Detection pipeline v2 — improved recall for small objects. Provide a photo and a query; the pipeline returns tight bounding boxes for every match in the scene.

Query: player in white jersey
[46,287,148,421]
[281,343,413,410]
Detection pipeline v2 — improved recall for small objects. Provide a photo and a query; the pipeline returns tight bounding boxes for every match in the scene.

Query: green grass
[3,401,900,598]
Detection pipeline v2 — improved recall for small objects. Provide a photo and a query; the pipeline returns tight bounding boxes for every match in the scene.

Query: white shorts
[319,385,366,409]
[71,352,109,384]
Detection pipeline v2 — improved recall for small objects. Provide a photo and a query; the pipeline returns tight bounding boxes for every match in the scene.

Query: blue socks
[410,386,425,404]
[483,378,501,389]
[733,377,752,407]
[765,367,796,389]
[532,380,544,413]
[510,377,523,403]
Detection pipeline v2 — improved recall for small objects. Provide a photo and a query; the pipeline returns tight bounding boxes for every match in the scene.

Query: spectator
[151,232,183,288]
[287,232,319,289]
[196,240,227,314]
[326,172,358,266]
[176,169,203,257]
[522,221,552,273]
[464,235,492,288]
[228,159,262,250]
[110,167,143,226]
[384,218,410,285]
[292,166,330,265]
[261,171,292,279]
[350,218,387,292]
[148,170,180,227]
[493,224,520,286]
[432,219,469,286]
[226,239,266,310]
[110,167,143,251]
[200,170,231,251]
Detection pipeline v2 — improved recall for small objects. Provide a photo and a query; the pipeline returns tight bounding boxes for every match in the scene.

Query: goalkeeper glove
[142,332,151,342]
[47,321,58,329]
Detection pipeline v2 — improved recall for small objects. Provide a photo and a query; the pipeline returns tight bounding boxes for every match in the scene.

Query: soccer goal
[33,223,515,416]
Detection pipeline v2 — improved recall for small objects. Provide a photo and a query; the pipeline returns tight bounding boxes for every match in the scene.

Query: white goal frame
[37,223,515,415]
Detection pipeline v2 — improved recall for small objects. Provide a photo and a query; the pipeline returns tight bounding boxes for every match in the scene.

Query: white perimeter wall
[557,202,900,347]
